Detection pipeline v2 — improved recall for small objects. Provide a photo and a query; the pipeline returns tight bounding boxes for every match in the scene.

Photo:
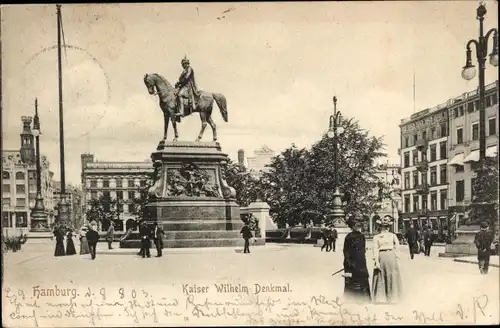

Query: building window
[140,180,147,187]
[413,134,418,144]
[128,179,135,188]
[16,198,26,207]
[421,171,427,185]
[422,130,427,141]
[413,195,419,212]
[456,127,463,144]
[404,195,410,213]
[485,95,491,107]
[456,180,465,202]
[489,118,497,136]
[467,102,474,113]
[472,122,479,141]
[492,94,498,106]
[422,197,428,211]
[90,191,97,199]
[103,180,109,188]
[404,172,410,190]
[116,179,122,188]
[431,127,436,139]
[440,123,447,138]
[117,191,123,199]
[2,198,11,207]
[3,184,10,193]
[90,180,97,188]
[455,165,464,173]
[117,203,124,213]
[128,191,135,200]
[431,192,437,210]
[16,213,28,228]
[103,191,111,199]
[453,108,458,118]
[471,178,476,200]
[15,172,25,180]
[28,171,36,179]
[412,171,418,188]
[439,141,447,160]
[404,137,409,148]
[412,150,418,166]
[459,106,464,116]
[2,171,10,180]
[439,164,447,184]
[440,190,447,210]
[15,185,25,194]
[430,167,437,185]
[404,152,410,168]
[430,144,437,162]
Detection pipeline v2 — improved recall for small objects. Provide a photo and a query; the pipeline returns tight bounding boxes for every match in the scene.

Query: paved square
[2,240,499,326]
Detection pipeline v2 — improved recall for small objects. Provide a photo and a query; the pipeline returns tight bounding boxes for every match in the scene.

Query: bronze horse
[143,73,228,145]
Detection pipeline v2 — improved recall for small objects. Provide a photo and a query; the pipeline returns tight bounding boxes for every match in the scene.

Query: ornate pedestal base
[439,225,480,257]
[121,141,244,249]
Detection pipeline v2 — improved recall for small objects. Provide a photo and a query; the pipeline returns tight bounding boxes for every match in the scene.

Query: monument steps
[122,238,247,249]
[162,221,245,231]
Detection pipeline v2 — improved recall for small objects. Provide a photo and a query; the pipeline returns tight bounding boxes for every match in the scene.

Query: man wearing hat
[175,56,199,117]
[474,221,494,274]
[86,221,100,260]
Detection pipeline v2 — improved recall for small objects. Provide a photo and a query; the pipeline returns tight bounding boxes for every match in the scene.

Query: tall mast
[57,4,66,194]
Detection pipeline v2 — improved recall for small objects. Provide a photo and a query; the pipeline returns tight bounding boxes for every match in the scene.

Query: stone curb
[453,258,500,268]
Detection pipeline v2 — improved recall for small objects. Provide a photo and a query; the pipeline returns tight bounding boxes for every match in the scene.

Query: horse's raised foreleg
[207,114,217,142]
[196,111,208,142]
[171,113,179,142]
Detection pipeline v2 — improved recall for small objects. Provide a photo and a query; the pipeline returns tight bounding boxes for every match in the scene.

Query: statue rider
[175,56,199,117]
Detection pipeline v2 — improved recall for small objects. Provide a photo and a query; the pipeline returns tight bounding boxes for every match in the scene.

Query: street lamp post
[30,98,49,232]
[327,96,347,228]
[461,2,498,161]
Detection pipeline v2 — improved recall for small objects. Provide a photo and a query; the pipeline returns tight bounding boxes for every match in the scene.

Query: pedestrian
[474,221,494,275]
[139,221,152,258]
[240,220,253,254]
[53,225,66,257]
[65,229,77,256]
[79,226,90,255]
[153,222,165,257]
[105,222,115,250]
[342,217,371,304]
[86,222,100,260]
[320,227,329,252]
[331,227,338,252]
[372,215,403,304]
[423,225,433,256]
[405,222,419,260]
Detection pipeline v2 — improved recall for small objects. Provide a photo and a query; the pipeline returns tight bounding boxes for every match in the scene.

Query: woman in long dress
[342,218,371,304]
[66,230,77,256]
[372,215,403,304]
[54,228,66,257]
[79,227,90,255]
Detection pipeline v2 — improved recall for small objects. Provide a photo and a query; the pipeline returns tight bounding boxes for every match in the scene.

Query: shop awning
[463,150,479,163]
[486,145,498,158]
[448,153,464,166]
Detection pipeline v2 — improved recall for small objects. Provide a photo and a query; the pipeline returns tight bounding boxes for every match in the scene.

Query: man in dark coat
[405,223,419,260]
[321,227,330,252]
[474,221,494,274]
[86,222,100,260]
[139,222,152,258]
[330,227,338,252]
[240,221,253,254]
[422,225,434,256]
[153,222,165,257]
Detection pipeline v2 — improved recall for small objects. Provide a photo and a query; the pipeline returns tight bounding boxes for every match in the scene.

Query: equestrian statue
[143,56,228,147]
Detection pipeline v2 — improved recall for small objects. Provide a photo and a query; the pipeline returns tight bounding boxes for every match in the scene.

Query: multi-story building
[447,81,498,228]
[399,98,450,235]
[2,117,55,234]
[53,182,84,229]
[246,145,275,178]
[81,153,154,232]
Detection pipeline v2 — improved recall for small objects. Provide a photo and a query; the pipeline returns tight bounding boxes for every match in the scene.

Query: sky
[2,2,499,187]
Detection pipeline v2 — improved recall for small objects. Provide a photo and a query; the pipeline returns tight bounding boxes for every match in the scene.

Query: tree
[85,193,117,228]
[468,156,499,232]
[253,117,390,228]
[222,159,261,207]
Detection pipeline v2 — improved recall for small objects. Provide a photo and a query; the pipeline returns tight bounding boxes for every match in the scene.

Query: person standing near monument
[474,221,494,275]
[175,56,199,117]
[153,222,165,257]
[330,227,338,252]
[422,225,433,256]
[240,220,253,254]
[86,222,100,260]
[105,222,115,250]
[405,222,419,260]
[139,221,152,258]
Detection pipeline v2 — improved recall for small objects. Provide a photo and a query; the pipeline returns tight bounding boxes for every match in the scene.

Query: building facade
[81,153,154,232]
[53,182,84,229]
[246,145,275,178]
[447,81,498,227]
[399,98,450,235]
[2,117,55,234]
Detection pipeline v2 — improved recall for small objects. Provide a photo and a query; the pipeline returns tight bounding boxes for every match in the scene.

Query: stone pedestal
[121,141,244,249]
[440,225,480,257]
[246,201,272,241]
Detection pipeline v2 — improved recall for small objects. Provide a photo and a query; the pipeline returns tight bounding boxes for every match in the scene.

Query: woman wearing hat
[372,215,402,304]
[79,225,90,255]
[342,217,371,303]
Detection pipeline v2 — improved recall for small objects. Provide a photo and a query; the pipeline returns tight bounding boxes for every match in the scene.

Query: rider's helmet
[181,55,190,65]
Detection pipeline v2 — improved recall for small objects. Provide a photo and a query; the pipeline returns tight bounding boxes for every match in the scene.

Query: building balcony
[415,139,428,150]
[415,160,428,171]
[415,184,429,194]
